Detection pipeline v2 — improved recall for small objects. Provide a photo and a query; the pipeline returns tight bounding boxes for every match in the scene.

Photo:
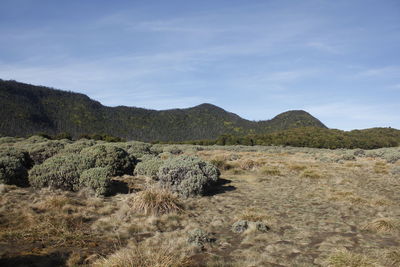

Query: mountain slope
[0,79,326,141]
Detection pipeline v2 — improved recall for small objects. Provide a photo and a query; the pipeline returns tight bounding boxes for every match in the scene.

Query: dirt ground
[1,147,399,266]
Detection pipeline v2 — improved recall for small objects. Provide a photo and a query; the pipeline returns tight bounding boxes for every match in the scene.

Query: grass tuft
[363,218,399,233]
[326,249,377,267]
[92,242,191,267]
[130,187,184,215]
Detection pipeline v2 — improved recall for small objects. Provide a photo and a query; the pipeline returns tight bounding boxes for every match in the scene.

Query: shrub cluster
[28,153,95,191]
[61,139,97,153]
[21,140,69,164]
[80,144,134,176]
[157,156,220,198]
[29,144,135,195]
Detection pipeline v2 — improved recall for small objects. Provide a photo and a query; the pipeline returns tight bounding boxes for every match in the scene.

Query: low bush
[157,156,220,198]
[134,155,163,179]
[28,153,95,191]
[0,156,28,186]
[231,220,270,234]
[0,147,32,169]
[125,141,153,159]
[232,220,249,233]
[187,229,213,248]
[17,140,70,165]
[0,147,32,186]
[0,137,22,145]
[79,167,114,196]
[61,139,97,153]
[80,144,134,176]
[353,149,365,157]
[164,145,183,155]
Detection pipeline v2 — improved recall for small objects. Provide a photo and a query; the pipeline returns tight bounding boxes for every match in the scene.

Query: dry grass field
[1,143,400,267]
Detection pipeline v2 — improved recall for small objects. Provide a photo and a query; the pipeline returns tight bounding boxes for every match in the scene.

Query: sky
[0,0,399,130]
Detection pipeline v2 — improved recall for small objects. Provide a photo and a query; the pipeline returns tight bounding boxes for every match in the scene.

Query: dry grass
[2,145,400,266]
[258,165,281,176]
[363,218,399,233]
[130,187,184,215]
[325,249,377,267]
[300,169,322,179]
[92,242,192,267]
[238,159,257,170]
[288,164,307,172]
[383,248,400,266]
[373,162,388,174]
[236,207,272,223]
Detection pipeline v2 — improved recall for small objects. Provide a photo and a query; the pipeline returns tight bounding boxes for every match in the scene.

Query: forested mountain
[0,79,326,141]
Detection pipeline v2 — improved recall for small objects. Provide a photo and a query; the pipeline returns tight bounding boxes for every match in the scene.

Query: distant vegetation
[185,127,400,149]
[0,79,326,141]
[1,79,399,150]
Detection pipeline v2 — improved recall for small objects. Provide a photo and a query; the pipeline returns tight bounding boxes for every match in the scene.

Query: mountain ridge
[0,79,327,141]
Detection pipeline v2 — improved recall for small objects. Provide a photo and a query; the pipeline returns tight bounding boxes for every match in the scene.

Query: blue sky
[1,0,399,130]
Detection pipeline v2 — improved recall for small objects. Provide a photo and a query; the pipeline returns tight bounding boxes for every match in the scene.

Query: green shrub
[0,147,32,169]
[149,144,164,155]
[157,156,220,198]
[125,141,153,159]
[134,156,163,179]
[61,139,97,153]
[80,144,134,176]
[0,147,32,186]
[79,167,114,196]
[164,145,183,155]
[25,140,67,164]
[0,137,22,145]
[28,153,95,191]
[25,135,50,143]
[353,149,365,157]
[0,157,28,186]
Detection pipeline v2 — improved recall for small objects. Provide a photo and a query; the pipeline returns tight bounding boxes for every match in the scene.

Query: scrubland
[0,136,400,266]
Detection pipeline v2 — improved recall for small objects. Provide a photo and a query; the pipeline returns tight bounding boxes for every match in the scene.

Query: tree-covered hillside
[0,79,326,141]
